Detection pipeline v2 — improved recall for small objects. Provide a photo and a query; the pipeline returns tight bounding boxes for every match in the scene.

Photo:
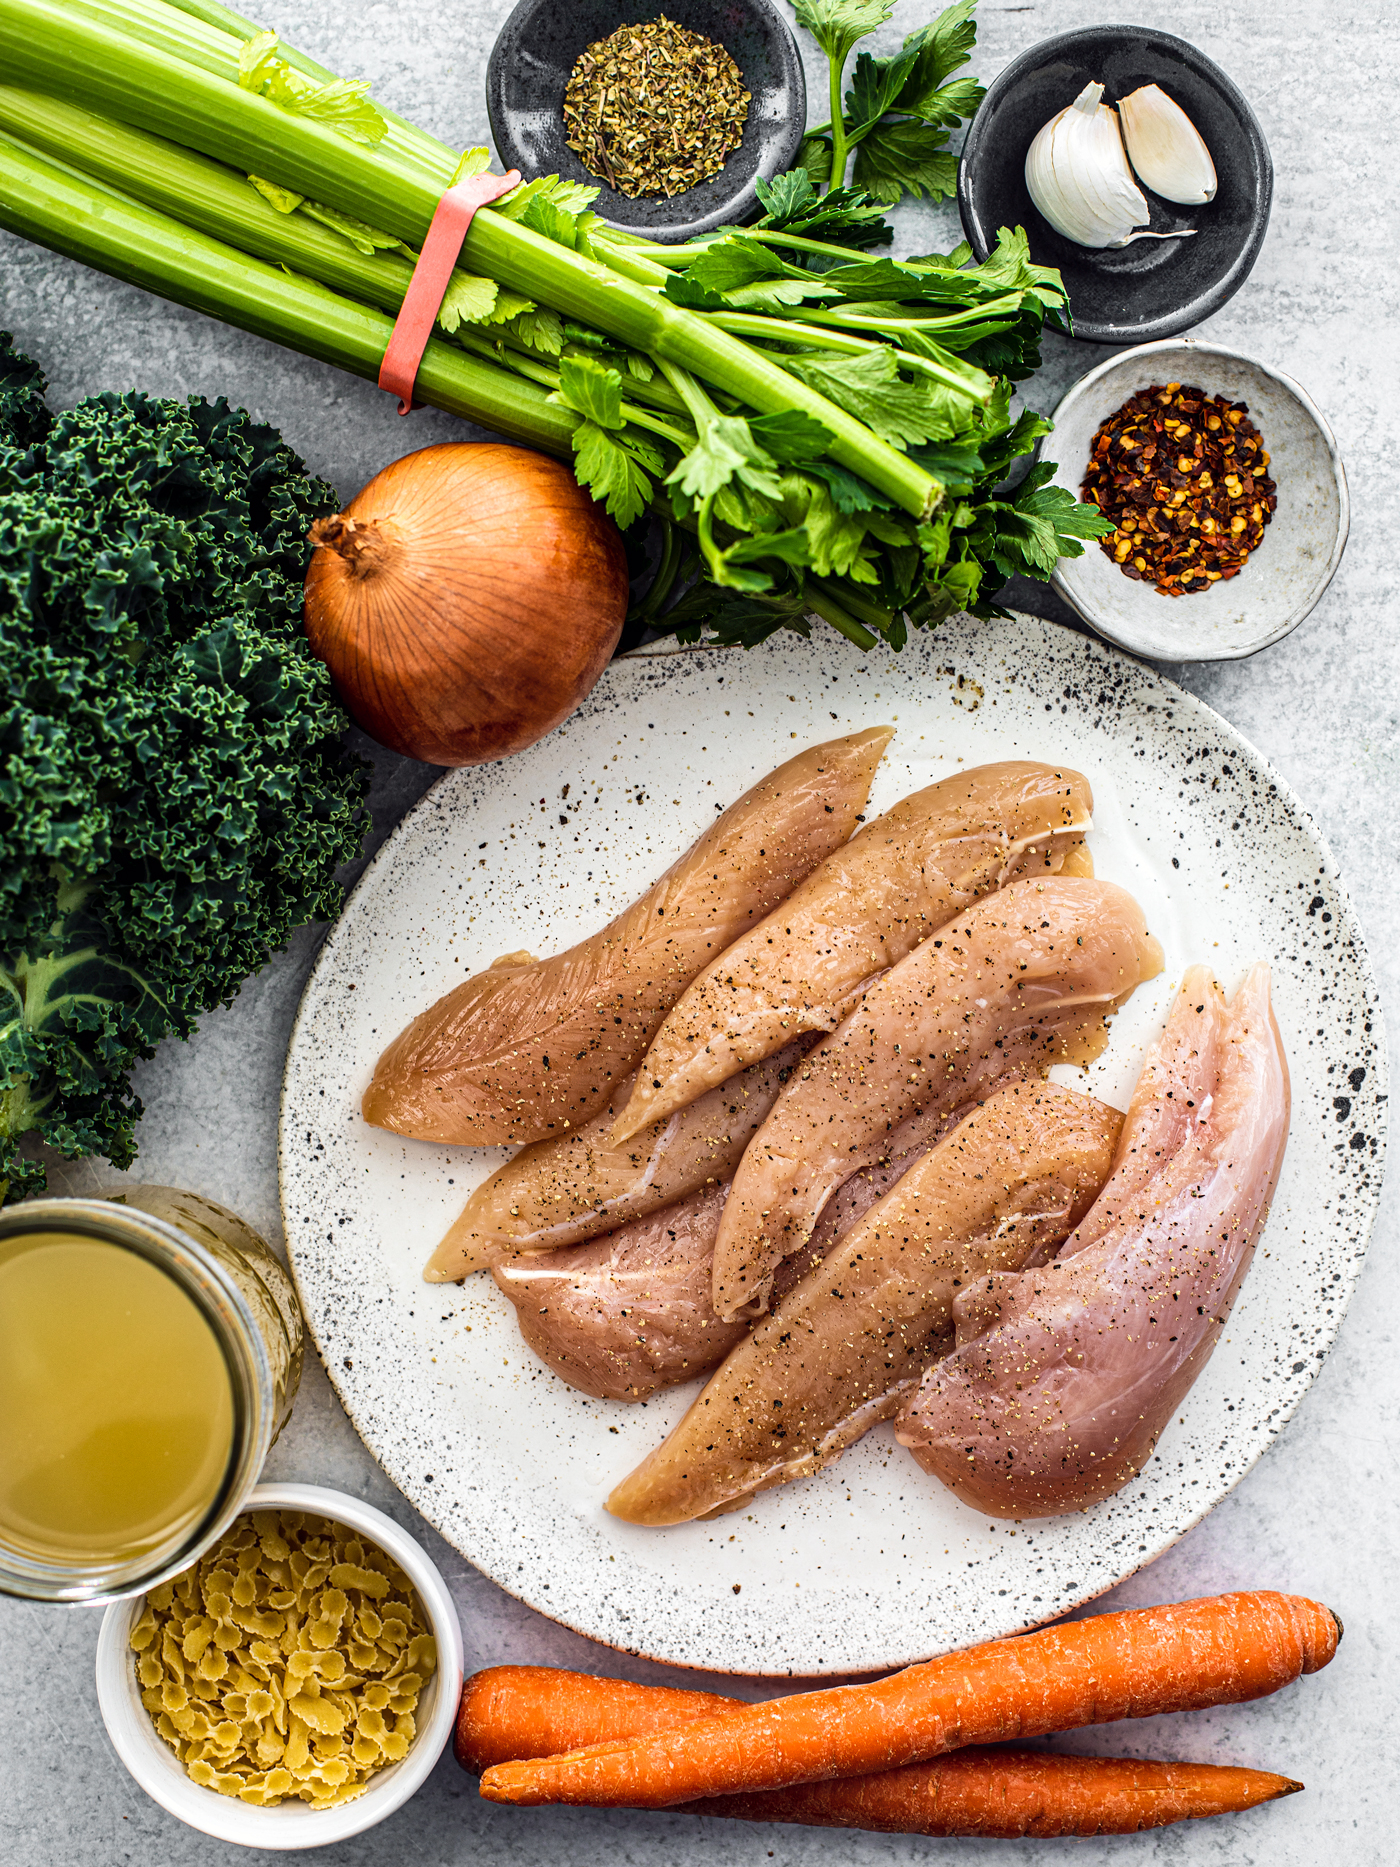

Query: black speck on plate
[486,0,807,243]
[958,26,1272,344]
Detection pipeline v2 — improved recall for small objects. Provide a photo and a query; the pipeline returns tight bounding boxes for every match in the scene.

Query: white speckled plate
[280,613,1386,1676]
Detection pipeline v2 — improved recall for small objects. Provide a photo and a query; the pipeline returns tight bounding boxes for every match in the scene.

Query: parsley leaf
[972,225,1069,314]
[891,1,982,120]
[754,173,893,253]
[853,120,959,204]
[844,40,925,133]
[748,410,833,465]
[785,349,962,450]
[705,526,813,594]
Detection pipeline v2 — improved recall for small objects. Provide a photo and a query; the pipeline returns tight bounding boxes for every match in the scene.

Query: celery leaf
[571,422,651,529]
[248,174,304,215]
[666,417,782,503]
[793,0,895,67]
[436,273,499,333]
[299,200,401,255]
[450,147,492,184]
[551,357,625,431]
[278,77,387,146]
[519,194,579,250]
[503,307,564,355]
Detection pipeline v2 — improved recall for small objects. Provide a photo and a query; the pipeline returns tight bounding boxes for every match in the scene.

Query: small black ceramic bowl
[486,0,807,244]
[958,27,1271,344]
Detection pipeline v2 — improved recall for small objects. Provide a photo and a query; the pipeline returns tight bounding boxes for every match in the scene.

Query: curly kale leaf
[0,335,368,1200]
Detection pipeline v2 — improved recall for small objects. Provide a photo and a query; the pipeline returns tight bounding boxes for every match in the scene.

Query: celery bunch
[0,0,1110,649]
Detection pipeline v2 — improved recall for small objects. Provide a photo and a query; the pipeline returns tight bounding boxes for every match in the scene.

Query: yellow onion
[304,444,629,766]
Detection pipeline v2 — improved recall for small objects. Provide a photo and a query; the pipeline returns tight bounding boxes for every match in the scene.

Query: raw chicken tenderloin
[712,876,1163,1320]
[895,964,1289,1518]
[425,1039,818,1281]
[613,762,1093,1143]
[607,1083,1122,1525]
[362,728,890,1147]
[493,1186,746,1402]
[1065,965,1228,1258]
[490,1078,1037,1404]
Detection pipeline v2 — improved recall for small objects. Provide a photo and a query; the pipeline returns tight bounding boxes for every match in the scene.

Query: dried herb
[562,16,751,200]
[1081,383,1278,597]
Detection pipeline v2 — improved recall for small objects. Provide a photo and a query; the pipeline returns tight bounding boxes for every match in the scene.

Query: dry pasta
[130,1509,437,1808]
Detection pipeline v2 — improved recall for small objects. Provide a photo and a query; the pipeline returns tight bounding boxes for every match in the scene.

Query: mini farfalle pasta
[131,1511,436,1808]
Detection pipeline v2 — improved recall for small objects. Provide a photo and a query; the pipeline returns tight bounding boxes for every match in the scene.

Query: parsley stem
[826,51,850,193]
[809,578,896,632]
[805,585,878,650]
[629,515,686,625]
[701,315,992,401]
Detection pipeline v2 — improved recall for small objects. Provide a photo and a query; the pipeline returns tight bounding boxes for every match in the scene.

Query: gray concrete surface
[2,1,1397,1861]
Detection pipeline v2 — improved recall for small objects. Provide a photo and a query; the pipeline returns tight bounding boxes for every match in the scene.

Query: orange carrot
[456,1667,738,1773]
[458,1666,1301,1837]
[682,1751,1302,1837]
[479,1591,1339,1809]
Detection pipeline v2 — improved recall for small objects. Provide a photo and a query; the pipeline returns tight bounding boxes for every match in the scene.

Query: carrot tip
[1330,1608,1344,1645]
[1278,1778,1305,1798]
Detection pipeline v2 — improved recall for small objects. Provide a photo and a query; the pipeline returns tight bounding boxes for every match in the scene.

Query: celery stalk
[0,86,421,314]
[0,129,580,452]
[0,0,942,518]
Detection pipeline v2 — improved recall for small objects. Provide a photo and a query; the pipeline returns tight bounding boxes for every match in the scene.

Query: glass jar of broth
[0,1188,304,1603]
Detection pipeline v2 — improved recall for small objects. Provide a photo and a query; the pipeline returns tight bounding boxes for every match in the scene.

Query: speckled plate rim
[279,615,1386,1676]
[1046,340,1351,661]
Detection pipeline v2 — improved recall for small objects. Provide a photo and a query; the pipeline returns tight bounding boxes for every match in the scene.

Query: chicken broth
[0,1231,234,1566]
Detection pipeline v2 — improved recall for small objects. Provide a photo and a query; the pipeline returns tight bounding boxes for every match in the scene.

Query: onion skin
[304,443,629,766]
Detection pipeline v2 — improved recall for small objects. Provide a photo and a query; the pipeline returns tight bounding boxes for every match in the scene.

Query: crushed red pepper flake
[1081,382,1278,597]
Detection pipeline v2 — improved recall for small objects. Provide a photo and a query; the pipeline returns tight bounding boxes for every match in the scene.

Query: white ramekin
[94,1482,463,1850]
[1045,338,1349,662]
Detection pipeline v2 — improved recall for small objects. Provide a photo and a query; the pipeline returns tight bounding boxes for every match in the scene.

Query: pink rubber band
[378,169,521,414]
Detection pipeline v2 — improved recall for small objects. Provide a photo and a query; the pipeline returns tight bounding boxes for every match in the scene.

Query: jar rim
[0,1196,276,1603]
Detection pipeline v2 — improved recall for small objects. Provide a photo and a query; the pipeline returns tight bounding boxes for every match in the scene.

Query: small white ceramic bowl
[94,1482,464,1851]
[1045,339,1348,661]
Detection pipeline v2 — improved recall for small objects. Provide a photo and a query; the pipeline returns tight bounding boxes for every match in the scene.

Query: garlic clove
[1026,81,1153,250]
[1118,84,1218,205]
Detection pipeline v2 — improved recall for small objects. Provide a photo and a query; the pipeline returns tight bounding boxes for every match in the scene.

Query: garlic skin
[1118,84,1218,205]
[1025,81,1152,249]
